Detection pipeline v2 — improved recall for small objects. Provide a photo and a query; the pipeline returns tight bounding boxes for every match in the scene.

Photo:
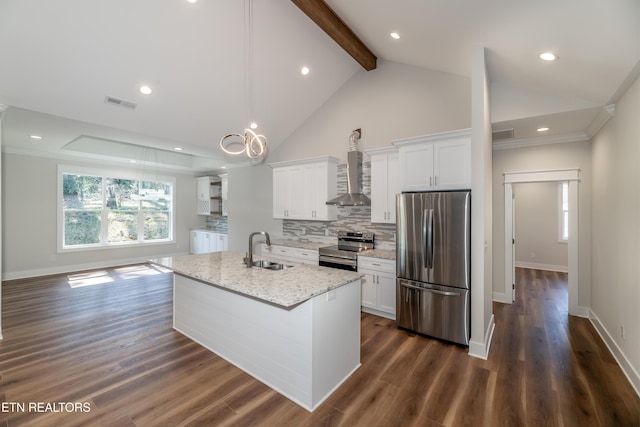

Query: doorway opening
[503,169,581,316]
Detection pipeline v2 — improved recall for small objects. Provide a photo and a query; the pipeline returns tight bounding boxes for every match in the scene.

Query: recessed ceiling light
[537,127,550,132]
[129,159,137,163]
[30,135,43,140]
[221,166,227,169]
[539,52,557,61]
[301,66,310,76]
[174,147,183,151]
[139,85,153,95]
[390,32,400,40]
[250,122,258,129]
[186,0,198,3]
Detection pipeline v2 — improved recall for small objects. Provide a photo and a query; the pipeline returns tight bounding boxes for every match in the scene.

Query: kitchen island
[150,251,363,412]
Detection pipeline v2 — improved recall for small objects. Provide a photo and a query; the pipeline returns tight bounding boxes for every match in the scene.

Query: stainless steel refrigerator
[396,191,471,345]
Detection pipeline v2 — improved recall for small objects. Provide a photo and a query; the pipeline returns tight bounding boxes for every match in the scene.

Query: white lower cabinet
[261,244,319,265]
[190,230,228,254]
[358,256,396,319]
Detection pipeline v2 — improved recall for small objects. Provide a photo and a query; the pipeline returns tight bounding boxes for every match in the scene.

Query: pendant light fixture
[219,0,267,160]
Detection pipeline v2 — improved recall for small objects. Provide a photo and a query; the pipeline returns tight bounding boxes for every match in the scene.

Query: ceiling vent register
[492,128,515,142]
[104,96,138,110]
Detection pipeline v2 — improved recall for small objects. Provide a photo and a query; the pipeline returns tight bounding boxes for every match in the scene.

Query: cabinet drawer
[358,256,395,274]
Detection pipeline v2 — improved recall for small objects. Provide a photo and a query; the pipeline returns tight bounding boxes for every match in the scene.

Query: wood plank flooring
[1,265,638,426]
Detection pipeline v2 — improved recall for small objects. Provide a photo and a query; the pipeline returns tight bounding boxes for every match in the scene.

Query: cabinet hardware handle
[430,176,432,186]
[435,176,438,186]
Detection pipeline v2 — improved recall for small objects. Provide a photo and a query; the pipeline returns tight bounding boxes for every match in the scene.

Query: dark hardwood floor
[1,265,638,426]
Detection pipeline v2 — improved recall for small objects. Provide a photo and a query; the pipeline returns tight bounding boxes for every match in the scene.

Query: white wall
[268,60,471,164]
[1,153,201,279]
[514,182,568,271]
[590,74,640,391]
[492,141,592,306]
[228,60,472,252]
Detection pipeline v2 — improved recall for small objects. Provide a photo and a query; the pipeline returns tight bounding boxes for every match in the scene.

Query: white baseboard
[2,251,188,281]
[589,309,640,398]
[515,261,568,273]
[468,314,495,360]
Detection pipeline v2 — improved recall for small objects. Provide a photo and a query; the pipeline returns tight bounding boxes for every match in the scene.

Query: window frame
[57,165,176,253]
[558,181,569,242]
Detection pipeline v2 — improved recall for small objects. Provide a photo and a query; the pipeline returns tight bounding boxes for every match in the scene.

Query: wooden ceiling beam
[291,0,377,71]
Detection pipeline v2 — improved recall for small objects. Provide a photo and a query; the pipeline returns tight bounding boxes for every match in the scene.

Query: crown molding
[492,131,590,151]
[585,104,615,137]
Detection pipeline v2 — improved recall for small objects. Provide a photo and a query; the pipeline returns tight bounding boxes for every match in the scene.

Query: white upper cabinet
[393,128,471,192]
[270,157,338,221]
[219,173,228,216]
[366,147,400,224]
[196,176,222,215]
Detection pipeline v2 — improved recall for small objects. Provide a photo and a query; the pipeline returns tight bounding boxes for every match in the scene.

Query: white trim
[267,155,339,169]
[492,292,510,304]
[589,309,640,397]
[492,131,590,151]
[585,104,616,137]
[515,261,568,273]
[504,168,580,184]
[1,251,188,281]
[468,314,495,360]
[392,128,471,147]
[503,169,581,317]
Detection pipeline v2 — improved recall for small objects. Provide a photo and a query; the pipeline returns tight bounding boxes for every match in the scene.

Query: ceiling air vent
[104,96,137,110]
[492,128,514,142]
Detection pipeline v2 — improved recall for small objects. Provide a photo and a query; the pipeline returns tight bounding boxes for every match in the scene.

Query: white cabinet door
[395,129,471,192]
[400,143,435,192]
[370,154,389,223]
[190,230,207,254]
[376,272,396,315]
[386,152,400,222]
[369,150,400,224]
[217,234,228,251]
[273,167,290,219]
[205,232,218,253]
[358,257,396,319]
[359,269,377,309]
[309,162,337,220]
[434,139,471,190]
[219,174,228,216]
[270,157,338,221]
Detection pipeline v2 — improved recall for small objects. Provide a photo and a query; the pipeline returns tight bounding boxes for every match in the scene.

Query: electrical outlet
[325,229,330,236]
[49,255,55,262]
[301,227,306,235]
[530,252,536,259]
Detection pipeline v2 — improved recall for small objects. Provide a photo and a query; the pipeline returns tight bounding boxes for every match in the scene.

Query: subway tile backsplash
[283,161,396,250]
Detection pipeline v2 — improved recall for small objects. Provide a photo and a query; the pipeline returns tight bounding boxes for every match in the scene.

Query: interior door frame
[503,169,580,316]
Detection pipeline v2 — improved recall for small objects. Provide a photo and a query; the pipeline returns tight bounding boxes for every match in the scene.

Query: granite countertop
[150,251,363,308]
[359,249,396,261]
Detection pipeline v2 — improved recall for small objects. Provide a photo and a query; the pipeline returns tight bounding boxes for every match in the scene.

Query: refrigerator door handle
[400,282,460,297]
[426,208,434,269]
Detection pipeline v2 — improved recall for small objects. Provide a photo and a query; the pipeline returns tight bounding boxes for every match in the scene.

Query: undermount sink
[251,260,293,270]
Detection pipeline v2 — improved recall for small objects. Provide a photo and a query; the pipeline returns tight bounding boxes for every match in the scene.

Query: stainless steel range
[319,231,375,271]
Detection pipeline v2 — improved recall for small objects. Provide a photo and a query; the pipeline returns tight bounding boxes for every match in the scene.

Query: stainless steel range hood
[326,150,371,206]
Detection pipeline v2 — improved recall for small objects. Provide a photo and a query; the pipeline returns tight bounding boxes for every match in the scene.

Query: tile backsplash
[283,160,396,250]
[205,215,228,233]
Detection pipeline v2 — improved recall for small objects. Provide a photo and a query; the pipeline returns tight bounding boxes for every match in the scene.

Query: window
[559,181,569,241]
[60,166,174,250]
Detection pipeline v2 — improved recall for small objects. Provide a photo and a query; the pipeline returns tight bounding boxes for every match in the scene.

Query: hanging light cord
[219,0,267,159]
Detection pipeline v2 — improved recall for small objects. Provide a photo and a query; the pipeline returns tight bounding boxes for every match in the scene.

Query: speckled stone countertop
[359,249,396,261]
[150,251,363,308]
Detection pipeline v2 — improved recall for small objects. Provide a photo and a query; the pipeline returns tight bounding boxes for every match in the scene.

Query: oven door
[318,255,357,272]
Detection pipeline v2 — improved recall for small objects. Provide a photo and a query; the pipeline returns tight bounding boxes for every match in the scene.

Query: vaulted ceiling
[0,0,638,171]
